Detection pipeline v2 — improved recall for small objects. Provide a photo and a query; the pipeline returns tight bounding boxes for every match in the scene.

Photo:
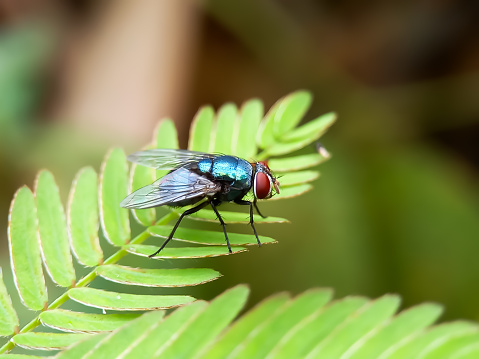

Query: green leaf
[40,309,141,333]
[125,245,247,259]
[185,209,288,223]
[261,136,319,158]
[270,296,369,359]
[155,118,179,178]
[213,103,237,154]
[99,148,130,246]
[12,332,90,350]
[0,268,19,336]
[121,301,209,359]
[55,334,106,359]
[268,153,327,172]
[97,264,221,287]
[345,303,443,358]
[8,187,47,310]
[34,170,75,287]
[269,183,312,200]
[256,96,282,149]
[234,98,263,158]
[421,331,479,359]
[76,311,165,359]
[384,322,479,359]
[67,167,103,267]
[68,288,195,311]
[305,294,401,358]
[278,170,319,187]
[0,355,45,359]
[155,118,179,149]
[282,111,336,142]
[188,106,215,152]
[200,293,291,359]
[230,289,333,359]
[156,285,249,358]
[273,90,312,138]
[148,225,276,246]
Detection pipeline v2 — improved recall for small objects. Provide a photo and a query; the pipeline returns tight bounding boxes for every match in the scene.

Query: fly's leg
[253,198,267,218]
[209,199,232,253]
[235,199,261,247]
[149,201,210,257]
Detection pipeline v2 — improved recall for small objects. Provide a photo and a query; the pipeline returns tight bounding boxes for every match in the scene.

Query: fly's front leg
[235,199,261,247]
[209,199,231,253]
[253,198,267,218]
[149,201,209,257]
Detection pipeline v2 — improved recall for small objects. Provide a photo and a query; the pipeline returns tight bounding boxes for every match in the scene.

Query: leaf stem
[0,212,177,354]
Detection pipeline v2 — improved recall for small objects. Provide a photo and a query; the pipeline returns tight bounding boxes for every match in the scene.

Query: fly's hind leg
[235,199,262,247]
[209,199,232,253]
[149,201,209,257]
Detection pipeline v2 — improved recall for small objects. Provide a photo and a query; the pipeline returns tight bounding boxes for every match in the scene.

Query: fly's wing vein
[120,167,220,209]
[127,149,216,170]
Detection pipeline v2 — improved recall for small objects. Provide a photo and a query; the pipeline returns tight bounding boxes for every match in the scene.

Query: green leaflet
[188,106,215,152]
[268,183,312,200]
[273,90,312,138]
[345,303,443,359]
[0,268,18,336]
[68,167,103,267]
[79,311,165,359]
[97,264,221,287]
[12,332,90,350]
[156,285,249,359]
[229,289,333,359]
[99,148,130,246]
[305,295,401,358]
[123,301,208,359]
[35,170,75,287]
[40,309,142,333]
[185,209,288,223]
[125,244,247,259]
[8,187,47,311]
[234,98,263,158]
[55,334,106,359]
[278,170,319,187]
[155,118,179,178]
[271,296,370,359]
[268,153,327,172]
[68,287,195,311]
[200,293,291,359]
[148,225,276,246]
[214,103,238,154]
[384,321,479,359]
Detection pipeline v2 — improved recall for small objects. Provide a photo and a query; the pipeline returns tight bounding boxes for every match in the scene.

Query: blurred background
[1,0,478,325]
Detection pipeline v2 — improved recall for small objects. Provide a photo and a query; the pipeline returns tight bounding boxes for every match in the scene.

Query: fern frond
[1,91,335,355]
[57,287,479,359]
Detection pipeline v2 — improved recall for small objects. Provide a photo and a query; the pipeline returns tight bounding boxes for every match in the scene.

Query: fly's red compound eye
[254,171,272,199]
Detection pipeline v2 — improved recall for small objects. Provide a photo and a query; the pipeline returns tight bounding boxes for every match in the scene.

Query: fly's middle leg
[149,201,209,257]
[209,199,232,253]
[235,199,262,247]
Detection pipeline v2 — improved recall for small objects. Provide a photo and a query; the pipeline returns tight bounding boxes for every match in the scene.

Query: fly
[120,149,280,256]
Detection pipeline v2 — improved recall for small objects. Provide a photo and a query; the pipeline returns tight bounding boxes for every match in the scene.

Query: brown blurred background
[1,0,478,322]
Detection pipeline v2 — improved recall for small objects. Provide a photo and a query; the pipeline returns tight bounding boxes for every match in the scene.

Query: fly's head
[253,161,280,200]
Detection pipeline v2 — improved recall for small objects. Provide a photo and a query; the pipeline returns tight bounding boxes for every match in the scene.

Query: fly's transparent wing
[127,149,216,170]
[120,167,221,209]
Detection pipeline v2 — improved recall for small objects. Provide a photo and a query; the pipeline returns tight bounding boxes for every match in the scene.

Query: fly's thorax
[253,161,280,199]
[199,156,252,188]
